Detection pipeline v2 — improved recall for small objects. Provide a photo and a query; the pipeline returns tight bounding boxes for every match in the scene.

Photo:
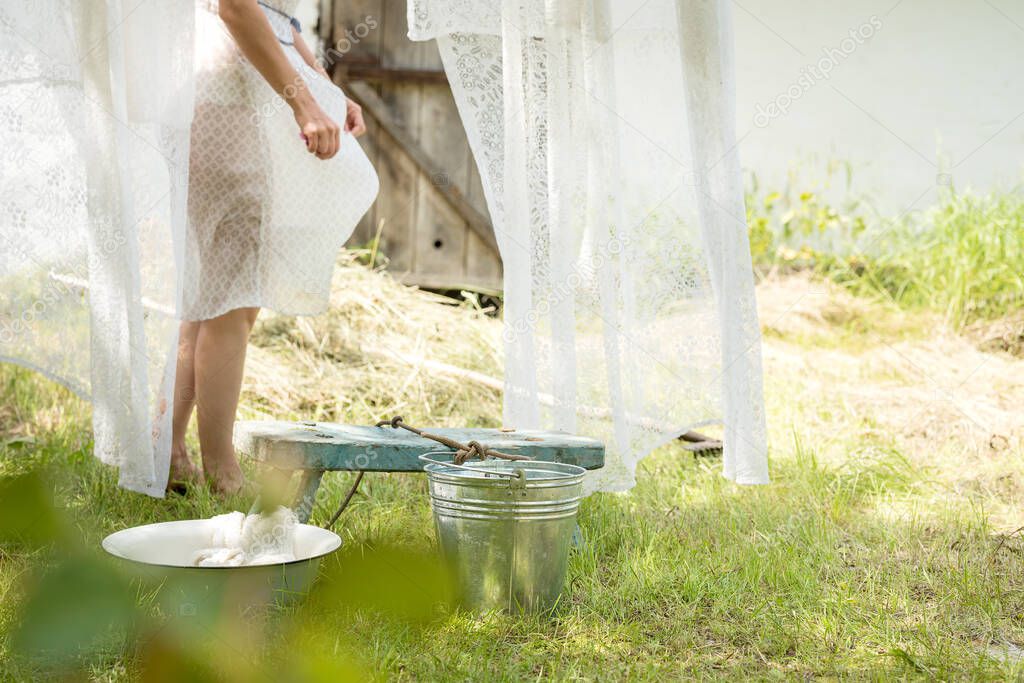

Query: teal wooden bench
[234,420,606,522]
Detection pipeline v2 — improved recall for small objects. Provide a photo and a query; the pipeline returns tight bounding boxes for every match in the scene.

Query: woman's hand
[288,24,363,143]
[292,93,341,160]
[345,99,367,137]
[217,3,339,160]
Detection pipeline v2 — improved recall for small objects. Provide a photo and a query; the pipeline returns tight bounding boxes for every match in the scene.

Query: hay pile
[757,272,1024,528]
[241,253,504,429]
[758,273,1024,453]
[240,259,1024,528]
[969,314,1024,358]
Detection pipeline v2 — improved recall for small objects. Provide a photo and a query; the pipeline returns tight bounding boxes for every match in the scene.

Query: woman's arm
[291,27,367,137]
[219,0,339,159]
[291,26,329,78]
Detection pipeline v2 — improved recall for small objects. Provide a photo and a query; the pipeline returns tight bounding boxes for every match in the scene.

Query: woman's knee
[242,307,259,328]
[178,321,200,355]
[201,307,260,337]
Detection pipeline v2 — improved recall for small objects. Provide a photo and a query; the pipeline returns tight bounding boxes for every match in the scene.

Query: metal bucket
[420,452,585,612]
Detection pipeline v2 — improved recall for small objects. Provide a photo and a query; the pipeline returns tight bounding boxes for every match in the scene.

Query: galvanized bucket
[419,452,585,612]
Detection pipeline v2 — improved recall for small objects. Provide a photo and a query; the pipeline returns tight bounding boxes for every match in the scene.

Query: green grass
[2,323,1023,681]
[825,191,1024,328]
[749,185,1024,330]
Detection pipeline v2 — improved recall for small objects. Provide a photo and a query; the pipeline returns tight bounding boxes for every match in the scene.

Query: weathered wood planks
[329,0,503,292]
[234,421,606,472]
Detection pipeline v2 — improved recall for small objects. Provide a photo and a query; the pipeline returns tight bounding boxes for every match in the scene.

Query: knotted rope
[375,415,531,465]
[326,416,530,529]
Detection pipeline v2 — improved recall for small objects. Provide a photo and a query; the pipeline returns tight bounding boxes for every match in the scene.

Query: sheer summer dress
[184,0,379,321]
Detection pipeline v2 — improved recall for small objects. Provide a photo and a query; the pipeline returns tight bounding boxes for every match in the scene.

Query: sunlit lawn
[2,265,1022,679]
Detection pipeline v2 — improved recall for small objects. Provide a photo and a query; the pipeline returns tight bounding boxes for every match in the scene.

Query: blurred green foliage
[0,470,64,546]
[14,555,137,668]
[0,466,452,681]
[314,544,453,624]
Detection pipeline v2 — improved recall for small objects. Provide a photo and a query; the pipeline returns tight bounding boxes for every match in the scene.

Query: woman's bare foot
[203,456,244,496]
[169,444,203,483]
[167,445,203,495]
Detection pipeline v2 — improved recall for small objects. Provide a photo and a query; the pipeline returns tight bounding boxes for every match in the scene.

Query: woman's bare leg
[194,307,259,494]
[170,321,202,483]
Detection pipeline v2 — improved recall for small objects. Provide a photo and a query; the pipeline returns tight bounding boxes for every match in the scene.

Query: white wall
[301,0,1024,216]
[732,0,1024,215]
[294,0,323,48]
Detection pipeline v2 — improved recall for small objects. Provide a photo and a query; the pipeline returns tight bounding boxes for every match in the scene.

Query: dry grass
[759,272,1024,531]
[969,313,1024,358]
[242,252,504,428]
[240,259,1024,533]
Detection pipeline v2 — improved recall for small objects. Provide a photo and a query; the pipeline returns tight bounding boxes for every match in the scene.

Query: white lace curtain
[0,0,766,496]
[0,1,194,495]
[408,0,769,490]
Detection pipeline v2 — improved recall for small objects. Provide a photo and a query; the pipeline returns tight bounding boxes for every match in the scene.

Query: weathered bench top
[234,420,606,472]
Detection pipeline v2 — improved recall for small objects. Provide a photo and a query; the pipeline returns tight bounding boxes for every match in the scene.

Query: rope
[322,416,531,528]
[374,415,531,465]
[324,471,364,530]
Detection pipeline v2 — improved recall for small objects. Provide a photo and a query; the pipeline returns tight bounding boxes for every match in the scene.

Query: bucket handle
[419,452,528,489]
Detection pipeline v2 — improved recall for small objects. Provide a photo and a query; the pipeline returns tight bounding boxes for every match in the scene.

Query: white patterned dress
[183,0,378,321]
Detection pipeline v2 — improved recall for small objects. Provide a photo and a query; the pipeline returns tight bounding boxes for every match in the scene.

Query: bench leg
[292,469,325,523]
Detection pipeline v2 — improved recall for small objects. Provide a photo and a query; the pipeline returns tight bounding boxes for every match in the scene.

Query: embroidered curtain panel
[0,0,194,494]
[407,0,769,490]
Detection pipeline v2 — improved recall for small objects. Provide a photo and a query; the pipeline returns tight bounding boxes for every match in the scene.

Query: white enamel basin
[102,519,342,609]
[102,519,341,567]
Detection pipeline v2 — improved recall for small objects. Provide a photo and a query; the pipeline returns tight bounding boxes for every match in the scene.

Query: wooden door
[325,0,503,293]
